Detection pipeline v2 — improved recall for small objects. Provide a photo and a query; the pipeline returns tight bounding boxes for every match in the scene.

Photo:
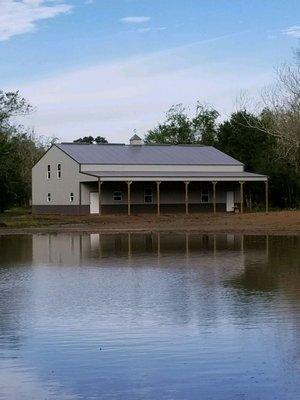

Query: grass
[0,208,299,234]
[0,208,89,228]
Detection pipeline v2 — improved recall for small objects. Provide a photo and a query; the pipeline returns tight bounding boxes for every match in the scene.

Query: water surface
[0,233,299,400]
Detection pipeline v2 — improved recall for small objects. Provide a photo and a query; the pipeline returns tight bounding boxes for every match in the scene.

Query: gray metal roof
[56,143,243,165]
[82,171,267,181]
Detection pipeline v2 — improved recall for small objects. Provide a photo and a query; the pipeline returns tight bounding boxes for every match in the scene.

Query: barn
[32,135,268,215]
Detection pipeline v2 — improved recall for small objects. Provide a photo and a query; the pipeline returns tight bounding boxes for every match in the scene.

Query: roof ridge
[59,142,125,145]
[58,142,210,147]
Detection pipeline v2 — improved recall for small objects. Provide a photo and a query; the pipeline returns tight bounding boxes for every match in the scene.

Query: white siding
[80,164,244,173]
[32,145,96,206]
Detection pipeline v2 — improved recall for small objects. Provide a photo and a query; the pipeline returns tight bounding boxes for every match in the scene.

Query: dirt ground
[0,210,299,235]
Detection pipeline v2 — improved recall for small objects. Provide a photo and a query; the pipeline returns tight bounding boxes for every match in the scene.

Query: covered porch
[80,171,268,215]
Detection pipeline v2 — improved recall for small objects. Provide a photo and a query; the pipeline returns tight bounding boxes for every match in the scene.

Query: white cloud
[138,26,167,33]
[13,39,272,143]
[0,0,72,41]
[282,26,300,38]
[120,16,151,24]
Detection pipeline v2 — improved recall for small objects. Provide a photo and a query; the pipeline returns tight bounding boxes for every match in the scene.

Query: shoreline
[0,210,299,236]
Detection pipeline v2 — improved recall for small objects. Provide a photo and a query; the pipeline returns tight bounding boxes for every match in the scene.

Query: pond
[0,233,299,400]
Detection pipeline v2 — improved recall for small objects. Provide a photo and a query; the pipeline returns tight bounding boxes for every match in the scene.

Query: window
[144,188,153,203]
[201,188,209,203]
[57,163,62,179]
[70,192,74,202]
[47,165,51,179]
[47,193,51,202]
[113,191,122,201]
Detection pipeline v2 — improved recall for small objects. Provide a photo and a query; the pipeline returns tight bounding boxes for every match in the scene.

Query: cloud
[13,36,272,143]
[282,26,300,38]
[0,0,72,41]
[138,26,167,33]
[120,16,151,24]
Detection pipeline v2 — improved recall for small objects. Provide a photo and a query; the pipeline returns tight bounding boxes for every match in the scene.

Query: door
[226,191,234,212]
[90,192,99,214]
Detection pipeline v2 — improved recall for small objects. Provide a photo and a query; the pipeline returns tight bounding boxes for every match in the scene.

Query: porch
[80,171,268,215]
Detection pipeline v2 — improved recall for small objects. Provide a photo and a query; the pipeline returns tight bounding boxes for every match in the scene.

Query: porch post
[127,181,132,216]
[185,181,189,215]
[156,181,161,216]
[98,178,102,215]
[265,180,269,214]
[239,181,244,213]
[185,233,189,261]
[212,181,217,214]
[128,233,132,259]
[157,232,161,262]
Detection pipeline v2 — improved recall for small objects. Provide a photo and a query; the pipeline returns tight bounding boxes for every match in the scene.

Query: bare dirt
[0,211,299,235]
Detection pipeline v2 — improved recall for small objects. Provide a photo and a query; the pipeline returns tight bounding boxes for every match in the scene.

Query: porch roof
[82,170,268,182]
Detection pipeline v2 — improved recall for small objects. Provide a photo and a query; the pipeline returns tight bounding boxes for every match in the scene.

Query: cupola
[129,134,143,145]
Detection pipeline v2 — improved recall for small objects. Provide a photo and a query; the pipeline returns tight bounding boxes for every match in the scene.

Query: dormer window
[47,165,51,179]
[57,163,61,179]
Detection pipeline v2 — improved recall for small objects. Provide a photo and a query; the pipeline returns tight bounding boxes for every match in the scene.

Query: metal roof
[82,170,267,182]
[56,143,243,165]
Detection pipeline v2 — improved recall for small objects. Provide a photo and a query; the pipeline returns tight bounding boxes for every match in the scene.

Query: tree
[95,136,108,144]
[74,136,108,144]
[216,111,274,172]
[0,90,33,125]
[145,104,193,144]
[216,110,298,208]
[192,104,219,145]
[144,103,219,145]
[241,49,300,174]
[0,91,44,212]
[237,50,300,208]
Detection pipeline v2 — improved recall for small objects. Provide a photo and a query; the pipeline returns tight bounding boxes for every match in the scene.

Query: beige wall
[81,164,244,173]
[32,145,97,206]
[32,233,92,265]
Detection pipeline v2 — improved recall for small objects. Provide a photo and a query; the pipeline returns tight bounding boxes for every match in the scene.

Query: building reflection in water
[31,232,274,267]
[30,232,300,306]
[31,232,276,294]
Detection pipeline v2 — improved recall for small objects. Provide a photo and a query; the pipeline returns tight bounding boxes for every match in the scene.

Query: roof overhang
[81,171,268,182]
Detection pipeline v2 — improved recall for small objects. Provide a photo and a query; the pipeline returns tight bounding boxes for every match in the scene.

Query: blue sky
[1,0,299,142]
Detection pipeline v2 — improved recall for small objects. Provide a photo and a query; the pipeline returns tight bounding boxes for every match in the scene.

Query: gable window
[47,193,51,202]
[70,192,74,203]
[57,163,62,179]
[47,165,51,179]
[201,188,209,203]
[144,188,153,203]
[113,191,122,201]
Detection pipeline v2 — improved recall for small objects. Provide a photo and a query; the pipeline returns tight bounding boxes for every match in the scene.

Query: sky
[1,0,299,143]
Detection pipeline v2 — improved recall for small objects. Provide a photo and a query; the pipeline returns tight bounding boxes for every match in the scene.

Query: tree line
[0,52,299,212]
[0,91,46,212]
